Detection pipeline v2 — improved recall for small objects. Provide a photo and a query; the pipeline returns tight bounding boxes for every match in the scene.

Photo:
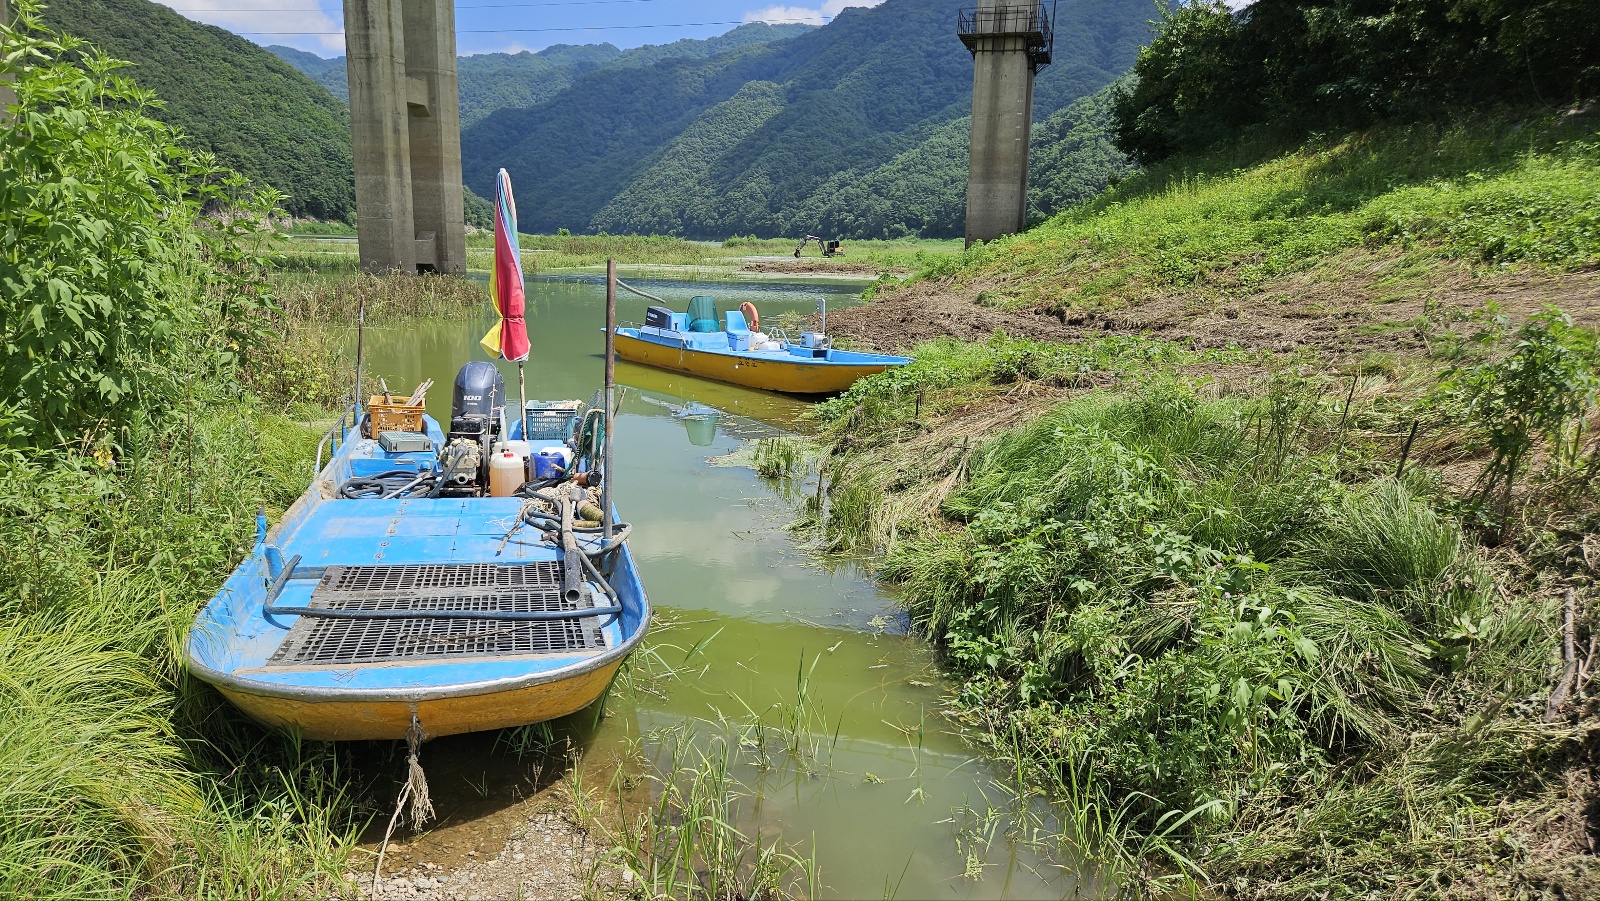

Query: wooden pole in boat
[517,362,526,438]
[603,259,617,541]
[354,296,366,424]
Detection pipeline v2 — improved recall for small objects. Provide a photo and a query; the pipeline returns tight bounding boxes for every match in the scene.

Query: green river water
[356,274,1082,899]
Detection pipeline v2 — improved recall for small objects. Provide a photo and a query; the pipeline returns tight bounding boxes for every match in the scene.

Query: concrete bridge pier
[344,0,466,274]
[959,1,1054,247]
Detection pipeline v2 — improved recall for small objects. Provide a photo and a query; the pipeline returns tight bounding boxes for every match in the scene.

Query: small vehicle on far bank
[794,234,845,258]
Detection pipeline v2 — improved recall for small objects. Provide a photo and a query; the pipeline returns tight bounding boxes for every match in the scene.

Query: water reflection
[354,275,1085,900]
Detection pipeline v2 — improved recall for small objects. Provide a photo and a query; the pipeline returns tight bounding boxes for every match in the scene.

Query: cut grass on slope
[886,113,1600,316]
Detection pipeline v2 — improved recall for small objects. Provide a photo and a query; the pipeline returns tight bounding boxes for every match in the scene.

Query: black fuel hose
[338,470,440,500]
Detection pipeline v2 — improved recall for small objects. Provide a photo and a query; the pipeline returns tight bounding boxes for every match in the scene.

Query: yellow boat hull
[216,661,620,741]
[615,333,895,394]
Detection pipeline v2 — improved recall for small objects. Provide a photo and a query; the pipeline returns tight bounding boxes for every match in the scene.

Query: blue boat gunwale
[183,410,652,705]
[613,325,911,367]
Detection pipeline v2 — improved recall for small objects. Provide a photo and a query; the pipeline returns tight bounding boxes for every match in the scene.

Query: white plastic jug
[489,449,523,497]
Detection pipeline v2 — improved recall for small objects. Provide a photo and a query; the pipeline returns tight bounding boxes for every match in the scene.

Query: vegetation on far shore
[269,231,963,277]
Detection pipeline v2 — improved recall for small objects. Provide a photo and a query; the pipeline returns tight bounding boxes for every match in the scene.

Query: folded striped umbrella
[480,168,530,363]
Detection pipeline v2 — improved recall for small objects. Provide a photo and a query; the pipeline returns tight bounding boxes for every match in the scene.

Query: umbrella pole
[603,259,616,541]
[517,361,526,440]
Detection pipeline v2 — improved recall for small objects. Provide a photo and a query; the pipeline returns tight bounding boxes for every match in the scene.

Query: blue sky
[154,0,881,57]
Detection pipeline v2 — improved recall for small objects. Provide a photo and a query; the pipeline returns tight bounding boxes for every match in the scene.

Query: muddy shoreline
[823,261,1600,355]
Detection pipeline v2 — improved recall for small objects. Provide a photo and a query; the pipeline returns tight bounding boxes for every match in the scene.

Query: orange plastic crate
[368,396,425,437]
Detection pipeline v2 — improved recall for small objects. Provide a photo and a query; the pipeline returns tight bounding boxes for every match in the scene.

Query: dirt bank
[361,808,600,901]
[740,258,911,277]
[825,255,1600,355]
[347,731,625,901]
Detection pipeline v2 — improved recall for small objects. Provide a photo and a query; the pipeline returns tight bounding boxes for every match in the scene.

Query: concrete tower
[959,1,1054,247]
[344,0,466,274]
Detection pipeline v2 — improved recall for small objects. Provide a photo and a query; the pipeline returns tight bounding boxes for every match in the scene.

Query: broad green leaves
[0,3,279,446]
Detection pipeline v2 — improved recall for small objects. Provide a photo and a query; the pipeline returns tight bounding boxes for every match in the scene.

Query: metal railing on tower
[957,2,1056,72]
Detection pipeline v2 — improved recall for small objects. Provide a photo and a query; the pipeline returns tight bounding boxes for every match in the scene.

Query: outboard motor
[451,361,504,423]
[442,362,506,495]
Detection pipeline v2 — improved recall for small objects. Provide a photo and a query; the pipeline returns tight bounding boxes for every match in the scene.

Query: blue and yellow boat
[614,294,909,395]
[185,363,650,741]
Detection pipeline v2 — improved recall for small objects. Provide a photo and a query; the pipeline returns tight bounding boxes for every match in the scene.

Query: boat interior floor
[263,562,607,670]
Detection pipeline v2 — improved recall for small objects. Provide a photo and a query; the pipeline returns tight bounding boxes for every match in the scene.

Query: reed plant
[566,629,830,900]
[595,729,825,901]
[271,271,487,324]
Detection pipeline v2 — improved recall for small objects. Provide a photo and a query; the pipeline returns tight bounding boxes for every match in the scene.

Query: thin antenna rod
[603,259,617,540]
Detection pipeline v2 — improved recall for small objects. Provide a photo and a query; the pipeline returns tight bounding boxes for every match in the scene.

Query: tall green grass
[0,402,363,898]
[815,364,1586,896]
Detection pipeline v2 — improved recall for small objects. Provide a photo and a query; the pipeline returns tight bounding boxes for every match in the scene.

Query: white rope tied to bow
[371,714,435,894]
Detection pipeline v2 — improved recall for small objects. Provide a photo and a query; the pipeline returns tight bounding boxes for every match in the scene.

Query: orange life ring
[738,301,760,333]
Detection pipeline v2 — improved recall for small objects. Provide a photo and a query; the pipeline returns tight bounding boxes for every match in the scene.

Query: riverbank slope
[809,109,1600,898]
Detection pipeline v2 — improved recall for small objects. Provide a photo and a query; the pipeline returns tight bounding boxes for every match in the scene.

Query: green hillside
[269,23,814,129]
[264,44,349,100]
[461,0,1153,239]
[42,0,354,220]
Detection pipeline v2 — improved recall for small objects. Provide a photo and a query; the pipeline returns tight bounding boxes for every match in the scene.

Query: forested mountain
[270,23,813,128]
[466,0,1153,239]
[42,0,355,220]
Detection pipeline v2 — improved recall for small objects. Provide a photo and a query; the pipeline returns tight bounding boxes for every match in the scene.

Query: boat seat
[724,310,753,350]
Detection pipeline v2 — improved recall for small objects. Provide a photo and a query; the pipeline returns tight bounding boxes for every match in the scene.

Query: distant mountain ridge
[53,0,1146,238]
[268,23,815,128]
[42,0,355,220]
[460,0,1152,239]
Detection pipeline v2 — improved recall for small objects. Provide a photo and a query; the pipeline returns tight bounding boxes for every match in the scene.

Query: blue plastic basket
[524,402,580,442]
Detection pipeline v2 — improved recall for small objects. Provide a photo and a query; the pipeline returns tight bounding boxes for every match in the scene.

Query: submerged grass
[570,631,830,900]
[807,325,1600,897]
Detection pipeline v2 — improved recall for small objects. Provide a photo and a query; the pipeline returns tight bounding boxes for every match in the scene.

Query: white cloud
[155,0,345,53]
[743,0,884,27]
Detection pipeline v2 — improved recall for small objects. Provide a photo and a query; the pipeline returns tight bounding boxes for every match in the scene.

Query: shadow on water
[343,276,1094,899]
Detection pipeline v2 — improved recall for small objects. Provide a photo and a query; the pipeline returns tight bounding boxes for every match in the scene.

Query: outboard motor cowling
[452,362,505,420]
[644,305,675,330]
[441,362,506,496]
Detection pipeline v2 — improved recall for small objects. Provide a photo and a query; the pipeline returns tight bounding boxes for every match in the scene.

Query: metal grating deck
[265,563,607,667]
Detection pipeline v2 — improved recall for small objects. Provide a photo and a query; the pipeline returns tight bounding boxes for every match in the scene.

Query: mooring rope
[371,714,435,895]
[613,277,668,305]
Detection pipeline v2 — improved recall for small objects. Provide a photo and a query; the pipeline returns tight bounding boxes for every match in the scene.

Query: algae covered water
[357,275,1083,899]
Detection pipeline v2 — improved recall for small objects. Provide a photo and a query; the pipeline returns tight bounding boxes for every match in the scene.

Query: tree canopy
[1113,0,1600,166]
